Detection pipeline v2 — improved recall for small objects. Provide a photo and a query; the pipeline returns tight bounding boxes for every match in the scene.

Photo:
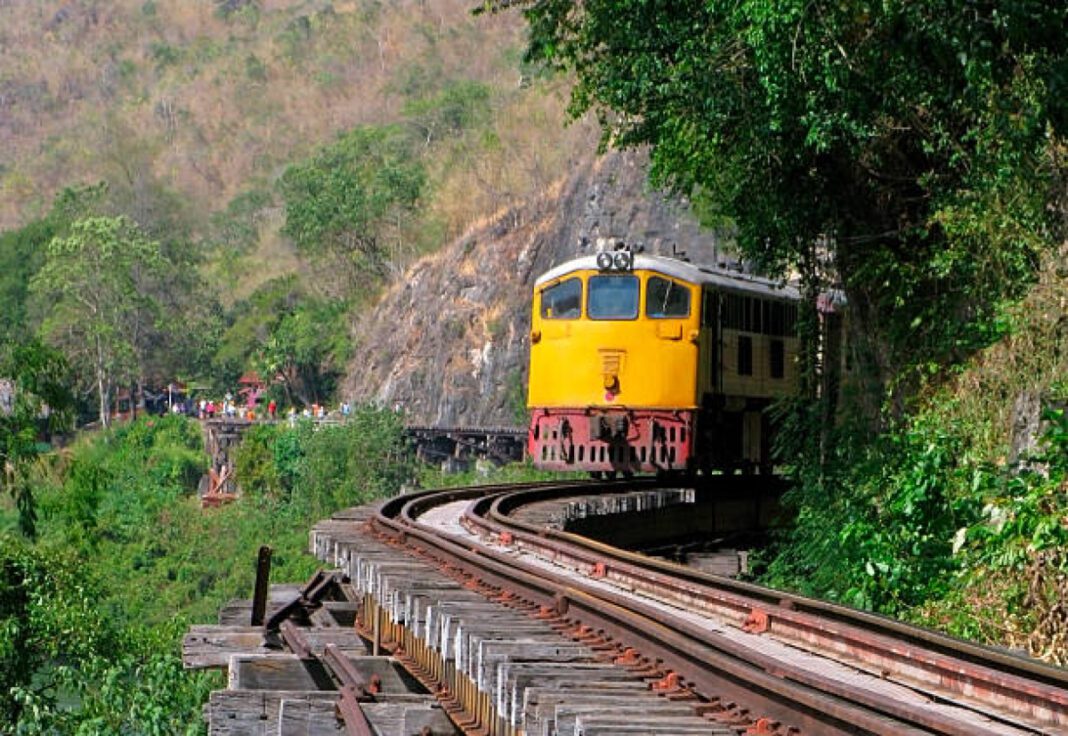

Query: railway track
[187,479,1068,735]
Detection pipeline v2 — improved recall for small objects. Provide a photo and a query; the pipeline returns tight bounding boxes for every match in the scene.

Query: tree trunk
[98,374,109,428]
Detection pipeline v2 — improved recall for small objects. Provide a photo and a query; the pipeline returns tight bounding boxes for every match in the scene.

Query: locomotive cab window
[588,275,639,320]
[540,277,582,319]
[646,276,690,318]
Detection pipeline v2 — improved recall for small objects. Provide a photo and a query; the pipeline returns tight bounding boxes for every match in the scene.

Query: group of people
[168,394,353,424]
[168,392,256,420]
[282,401,352,425]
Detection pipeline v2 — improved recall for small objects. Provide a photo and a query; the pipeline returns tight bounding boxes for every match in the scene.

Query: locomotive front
[527,247,701,474]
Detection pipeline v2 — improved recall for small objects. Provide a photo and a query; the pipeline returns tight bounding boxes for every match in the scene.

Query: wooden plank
[575,714,731,734]
[276,699,341,735]
[229,655,424,694]
[277,700,455,736]
[207,689,335,736]
[210,690,453,736]
[184,627,370,670]
[534,699,702,736]
[229,654,336,692]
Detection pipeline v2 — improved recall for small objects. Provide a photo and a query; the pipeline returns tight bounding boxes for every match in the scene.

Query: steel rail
[270,581,378,736]
[463,483,1068,732]
[375,484,902,734]
[489,484,1068,683]
[370,481,1059,735]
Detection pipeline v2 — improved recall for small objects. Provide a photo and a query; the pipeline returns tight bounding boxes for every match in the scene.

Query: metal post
[251,545,272,626]
[372,605,381,656]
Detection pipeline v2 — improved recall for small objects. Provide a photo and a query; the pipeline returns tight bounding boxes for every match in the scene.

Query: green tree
[0,339,73,537]
[212,277,346,403]
[403,79,492,144]
[0,538,214,732]
[0,182,108,345]
[212,276,304,390]
[279,124,426,283]
[232,404,414,515]
[504,0,1066,395]
[0,220,56,343]
[258,298,349,406]
[0,538,114,726]
[30,216,170,428]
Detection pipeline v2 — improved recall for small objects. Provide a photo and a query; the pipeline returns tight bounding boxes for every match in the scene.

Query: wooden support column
[251,545,272,626]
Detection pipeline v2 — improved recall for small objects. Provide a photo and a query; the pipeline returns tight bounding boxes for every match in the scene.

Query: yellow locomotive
[527,244,804,474]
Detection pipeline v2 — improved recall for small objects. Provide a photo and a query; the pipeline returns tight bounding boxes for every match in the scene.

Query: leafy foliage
[0,537,217,733]
[925,409,1068,663]
[0,338,73,537]
[0,182,108,346]
[0,408,416,731]
[30,216,172,427]
[258,298,350,406]
[0,538,115,727]
[766,410,982,613]
[513,0,1066,391]
[0,220,56,343]
[403,80,492,144]
[279,125,426,282]
[213,276,348,403]
[233,405,415,518]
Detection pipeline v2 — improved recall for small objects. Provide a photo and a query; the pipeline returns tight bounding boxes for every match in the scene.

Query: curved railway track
[192,479,1068,735]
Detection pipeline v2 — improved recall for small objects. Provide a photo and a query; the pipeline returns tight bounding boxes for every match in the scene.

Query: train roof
[535,253,801,300]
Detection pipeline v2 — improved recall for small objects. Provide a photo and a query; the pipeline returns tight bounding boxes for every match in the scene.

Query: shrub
[765,407,982,614]
[233,405,415,517]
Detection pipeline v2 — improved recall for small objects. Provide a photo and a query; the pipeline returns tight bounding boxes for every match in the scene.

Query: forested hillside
[0,0,597,426]
[0,3,610,730]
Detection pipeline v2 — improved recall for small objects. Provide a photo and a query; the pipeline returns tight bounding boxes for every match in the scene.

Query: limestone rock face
[343,150,727,427]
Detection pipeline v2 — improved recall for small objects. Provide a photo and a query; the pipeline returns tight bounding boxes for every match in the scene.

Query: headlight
[613,250,633,271]
[596,252,613,270]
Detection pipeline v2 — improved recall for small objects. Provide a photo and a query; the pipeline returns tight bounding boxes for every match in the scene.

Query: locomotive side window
[540,277,582,319]
[724,293,798,336]
[702,290,718,326]
[764,301,797,336]
[724,293,760,331]
[770,339,785,378]
[738,335,753,375]
[588,275,639,320]
[646,276,690,318]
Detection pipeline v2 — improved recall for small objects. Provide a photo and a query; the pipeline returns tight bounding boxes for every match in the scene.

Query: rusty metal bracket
[323,644,377,699]
[743,607,770,634]
[336,686,375,736]
[279,620,313,659]
[322,643,378,735]
[263,568,346,647]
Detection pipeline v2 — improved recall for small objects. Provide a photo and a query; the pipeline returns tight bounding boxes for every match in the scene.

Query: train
[526,243,837,475]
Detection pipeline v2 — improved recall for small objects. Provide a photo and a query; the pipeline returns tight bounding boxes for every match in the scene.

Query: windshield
[587,275,639,320]
[540,277,582,319]
[646,276,690,318]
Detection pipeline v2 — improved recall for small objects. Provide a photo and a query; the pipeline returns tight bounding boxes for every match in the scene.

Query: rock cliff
[343,149,729,427]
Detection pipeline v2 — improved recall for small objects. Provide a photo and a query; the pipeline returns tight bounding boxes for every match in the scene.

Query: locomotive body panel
[529,268,701,411]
